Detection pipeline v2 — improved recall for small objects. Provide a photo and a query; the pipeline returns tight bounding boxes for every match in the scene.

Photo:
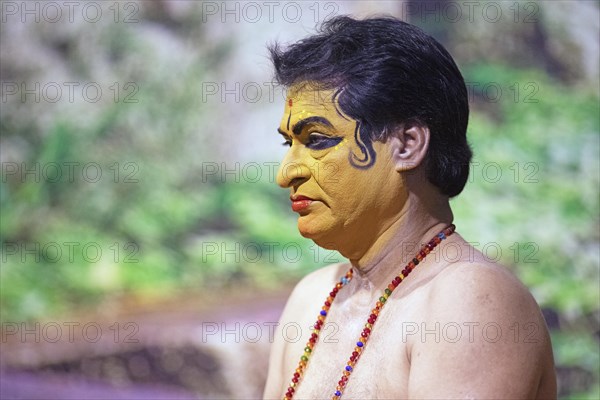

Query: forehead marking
[286,108,292,131]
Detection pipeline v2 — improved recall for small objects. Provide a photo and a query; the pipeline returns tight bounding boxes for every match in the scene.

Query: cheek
[320,159,372,210]
[312,140,354,182]
[335,147,394,205]
[313,152,348,189]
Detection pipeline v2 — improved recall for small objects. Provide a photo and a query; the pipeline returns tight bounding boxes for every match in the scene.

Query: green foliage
[0,13,597,394]
[454,64,599,316]
[451,64,599,396]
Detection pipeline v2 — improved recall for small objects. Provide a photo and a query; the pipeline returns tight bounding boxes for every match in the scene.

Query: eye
[307,132,343,150]
[279,133,293,147]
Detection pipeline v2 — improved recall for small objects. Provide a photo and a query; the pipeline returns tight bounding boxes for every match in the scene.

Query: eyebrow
[277,128,288,137]
[290,116,334,136]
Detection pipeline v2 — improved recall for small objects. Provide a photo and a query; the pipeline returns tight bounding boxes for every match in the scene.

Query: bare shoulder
[262,262,349,399]
[407,247,557,399]
[287,262,350,304]
[425,254,553,351]
[428,256,545,324]
[275,262,350,343]
[272,262,350,340]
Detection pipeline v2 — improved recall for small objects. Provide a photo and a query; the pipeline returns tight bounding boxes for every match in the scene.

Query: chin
[297,218,338,250]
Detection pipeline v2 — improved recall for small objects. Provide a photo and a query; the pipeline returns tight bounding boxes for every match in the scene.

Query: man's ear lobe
[390,123,430,172]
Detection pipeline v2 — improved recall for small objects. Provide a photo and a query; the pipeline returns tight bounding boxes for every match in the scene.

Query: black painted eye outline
[306,132,343,150]
[281,132,343,150]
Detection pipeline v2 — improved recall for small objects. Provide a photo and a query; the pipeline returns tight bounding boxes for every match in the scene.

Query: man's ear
[389,122,430,172]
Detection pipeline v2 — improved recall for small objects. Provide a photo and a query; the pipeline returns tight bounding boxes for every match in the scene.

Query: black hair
[269,15,472,197]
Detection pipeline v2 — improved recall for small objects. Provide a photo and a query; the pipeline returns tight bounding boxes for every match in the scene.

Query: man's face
[276,84,407,252]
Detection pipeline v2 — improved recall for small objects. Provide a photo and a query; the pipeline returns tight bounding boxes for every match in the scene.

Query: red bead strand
[283,225,455,400]
[283,269,353,400]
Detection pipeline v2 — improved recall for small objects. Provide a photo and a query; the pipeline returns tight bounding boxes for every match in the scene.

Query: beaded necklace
[283,224,456,400]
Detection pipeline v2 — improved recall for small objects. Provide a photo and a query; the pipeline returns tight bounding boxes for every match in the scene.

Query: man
[263,16,556,399]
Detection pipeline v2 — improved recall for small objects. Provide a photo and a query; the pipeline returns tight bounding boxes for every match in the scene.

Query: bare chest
[287,300,414,399]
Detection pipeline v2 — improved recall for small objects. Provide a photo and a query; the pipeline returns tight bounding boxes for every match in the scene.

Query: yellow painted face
[276,84,408,253]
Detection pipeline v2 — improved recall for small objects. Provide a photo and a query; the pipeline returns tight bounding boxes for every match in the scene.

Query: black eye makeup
[278,114,344,150]
[306,132,343,150]
[278,130,343,150]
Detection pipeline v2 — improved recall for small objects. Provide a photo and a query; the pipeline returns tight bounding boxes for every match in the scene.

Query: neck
[341,191,453,296]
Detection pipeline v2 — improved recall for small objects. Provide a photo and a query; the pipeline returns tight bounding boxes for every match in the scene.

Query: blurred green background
[1,1,598,399]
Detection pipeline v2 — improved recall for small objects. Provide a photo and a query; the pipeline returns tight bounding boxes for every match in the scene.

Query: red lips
[290,195,314,212]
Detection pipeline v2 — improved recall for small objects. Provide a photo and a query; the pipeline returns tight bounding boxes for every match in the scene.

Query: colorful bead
[284,226,455,400]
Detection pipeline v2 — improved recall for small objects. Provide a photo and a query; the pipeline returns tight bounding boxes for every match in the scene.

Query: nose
[276,145,311,188]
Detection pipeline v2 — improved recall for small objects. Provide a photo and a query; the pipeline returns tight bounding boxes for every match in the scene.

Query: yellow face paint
[276,84,408,254]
